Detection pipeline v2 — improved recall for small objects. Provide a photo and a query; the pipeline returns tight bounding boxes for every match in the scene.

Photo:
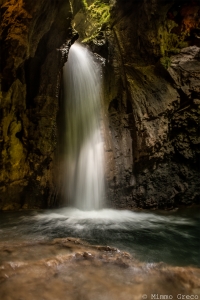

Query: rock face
[101,0,200,209]
[0,0,77,209]
[0,0,200,210]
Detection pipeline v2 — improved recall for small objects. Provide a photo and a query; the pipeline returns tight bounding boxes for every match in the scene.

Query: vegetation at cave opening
[80,0,110,43]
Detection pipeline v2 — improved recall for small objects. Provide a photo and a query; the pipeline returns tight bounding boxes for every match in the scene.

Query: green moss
[165,40,188,56]
[82,32,99,44]
[177,41,188,49]
[81,0,88,10]
[81,0,110,43]
[160,57,171,69]
[167,48,181,55]
[88,0,110,22]
[158,23,190,61]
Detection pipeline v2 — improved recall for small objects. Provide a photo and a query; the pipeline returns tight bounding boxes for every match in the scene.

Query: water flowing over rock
[1,1,200,299]
[0,238,200,300]
[97,0,200,209]
[0,0,200,210]
[59,43,105,210]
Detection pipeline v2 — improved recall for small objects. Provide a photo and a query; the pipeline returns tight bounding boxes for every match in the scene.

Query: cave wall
[0,0,77,210]
[102,0,200,209]
[0,0,200,210]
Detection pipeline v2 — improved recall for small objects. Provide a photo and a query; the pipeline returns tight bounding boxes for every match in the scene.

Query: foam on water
[0,208,199,266]
[26,208,194,230]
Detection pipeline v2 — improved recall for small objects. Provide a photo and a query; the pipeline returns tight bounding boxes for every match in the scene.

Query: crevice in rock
[177,88,191,110]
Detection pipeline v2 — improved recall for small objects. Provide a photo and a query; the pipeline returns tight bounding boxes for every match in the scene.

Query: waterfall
[62,42,104,211]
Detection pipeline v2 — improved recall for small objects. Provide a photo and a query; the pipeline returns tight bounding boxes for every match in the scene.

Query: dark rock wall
[0,0,76,209]
[103,0,200,209]
[0,0,200,210]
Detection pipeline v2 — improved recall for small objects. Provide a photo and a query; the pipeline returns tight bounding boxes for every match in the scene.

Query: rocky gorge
[0,0,200,210]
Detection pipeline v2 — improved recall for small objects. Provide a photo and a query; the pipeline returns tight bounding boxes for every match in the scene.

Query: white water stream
[62,43,104,210]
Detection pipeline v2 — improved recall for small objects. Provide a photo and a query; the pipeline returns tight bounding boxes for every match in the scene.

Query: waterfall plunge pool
[0,207,199,267]
[1,43,200,299]
[0,207,200,300]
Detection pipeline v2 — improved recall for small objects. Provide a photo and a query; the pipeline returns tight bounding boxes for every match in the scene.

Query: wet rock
[0,0,77,209]
[102,0,200,209]
[1,0,200,210]
[0,238,200,300]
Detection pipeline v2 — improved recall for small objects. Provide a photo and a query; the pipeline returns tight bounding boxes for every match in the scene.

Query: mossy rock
[160,56,171,69]
[74,0,110,42]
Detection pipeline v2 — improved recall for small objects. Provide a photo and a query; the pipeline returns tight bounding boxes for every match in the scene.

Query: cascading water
[1,40,200,300]
[62,42,104,211]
